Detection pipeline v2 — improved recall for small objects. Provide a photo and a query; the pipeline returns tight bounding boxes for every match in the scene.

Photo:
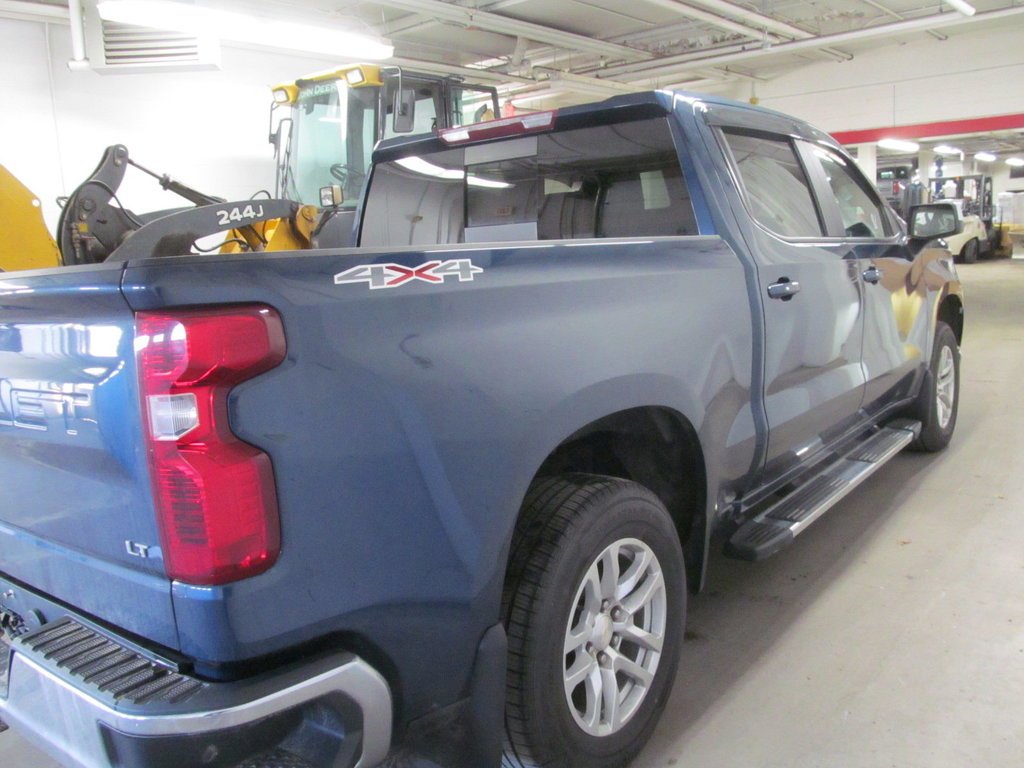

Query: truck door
[717,127,867,480]
[800,145,928,415]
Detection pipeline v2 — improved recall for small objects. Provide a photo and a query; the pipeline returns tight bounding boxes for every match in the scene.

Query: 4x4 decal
[334,259,483,290]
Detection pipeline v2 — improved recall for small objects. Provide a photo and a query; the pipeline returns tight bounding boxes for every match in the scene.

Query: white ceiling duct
[83,0,220,73]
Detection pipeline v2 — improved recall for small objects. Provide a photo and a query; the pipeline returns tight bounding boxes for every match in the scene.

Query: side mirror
[269,117,291,151]
[908,203,962,240]
[393,88,417,134]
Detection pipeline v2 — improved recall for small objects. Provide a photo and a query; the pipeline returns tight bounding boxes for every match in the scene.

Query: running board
[725,419,921,562]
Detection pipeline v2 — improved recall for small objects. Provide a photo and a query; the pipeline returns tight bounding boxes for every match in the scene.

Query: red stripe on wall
[831,114,1024,145]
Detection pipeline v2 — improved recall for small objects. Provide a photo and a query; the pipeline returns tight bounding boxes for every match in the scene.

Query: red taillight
[136,305,286,586]
[439,110,557,144]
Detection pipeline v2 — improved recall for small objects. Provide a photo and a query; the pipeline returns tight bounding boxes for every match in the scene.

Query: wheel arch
[509,406,708,595]
[937,292,964,345]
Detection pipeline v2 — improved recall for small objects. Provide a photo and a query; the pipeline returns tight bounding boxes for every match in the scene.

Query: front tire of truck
[910,321,960,452]
[502,475,685,768]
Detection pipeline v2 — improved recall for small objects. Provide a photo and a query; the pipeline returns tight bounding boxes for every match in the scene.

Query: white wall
[991,164,1024,196]
[719,24,1024,134]
[0,18,338,230]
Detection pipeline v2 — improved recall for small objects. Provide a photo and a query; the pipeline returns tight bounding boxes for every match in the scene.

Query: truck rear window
[360,118,698,247]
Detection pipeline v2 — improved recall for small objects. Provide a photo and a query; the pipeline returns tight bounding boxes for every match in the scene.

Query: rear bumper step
[725,420,921,561]
[0,617,392,768]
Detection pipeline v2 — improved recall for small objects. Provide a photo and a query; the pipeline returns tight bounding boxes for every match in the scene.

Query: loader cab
[271,64,500,211]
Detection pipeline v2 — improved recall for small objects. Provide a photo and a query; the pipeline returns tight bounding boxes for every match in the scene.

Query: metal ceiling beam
[388,55,536,84]
[640,0,780,40]
[374,0,655,60]
[462,18,718,79]
[679,0,816,40]
[679,0,857,59]
[536,69,648,96]
[640,0,851,61]
[857,0,948,40]
[600,6,1024,79]
[0,0,69,22]
[381,0,534,37]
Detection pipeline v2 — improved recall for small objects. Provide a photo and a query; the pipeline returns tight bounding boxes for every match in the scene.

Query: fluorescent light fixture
[1006,158,1024,167]
[942,0,976,16]
[395,157,511,188]
[933,145,961,155]
[975,152,997,162]
[96,1,394,59]
[878,138,920,152]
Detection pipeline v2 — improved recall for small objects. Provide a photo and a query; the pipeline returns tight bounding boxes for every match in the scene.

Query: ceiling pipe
[388,56,535,85]
[679,0,815,40]
[66,0,90,70]
[374,0,654,61]
[380,0,533,36]
[7,0,93,71]
[942,0,976,16]
[499,74,729,106]
[0,0,69,23]
[641,0,852,62]
[537,69,648,96]
[679,0,854,60]
[640,0,785,41]
[858,0,947,40]
[598,6,1024,79]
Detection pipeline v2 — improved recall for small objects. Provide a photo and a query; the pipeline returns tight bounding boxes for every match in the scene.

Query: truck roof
[372,89,843,163]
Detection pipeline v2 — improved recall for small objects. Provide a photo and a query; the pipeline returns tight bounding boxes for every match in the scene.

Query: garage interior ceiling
[5,0,1024,156]
[5,0,1022,92]
[267,0,1021,96]
[876,131,1024,168]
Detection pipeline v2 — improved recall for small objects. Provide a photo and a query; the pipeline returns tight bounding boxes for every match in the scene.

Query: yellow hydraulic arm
[0,165,60,271]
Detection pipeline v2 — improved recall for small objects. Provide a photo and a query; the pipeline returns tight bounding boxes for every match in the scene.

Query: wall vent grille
[101,22,205,67]
[83,1,221,73]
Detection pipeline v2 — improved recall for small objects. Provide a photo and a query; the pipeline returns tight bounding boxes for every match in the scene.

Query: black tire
[910,321,960,452]
[959,238,978,264]
[502,475,685,768]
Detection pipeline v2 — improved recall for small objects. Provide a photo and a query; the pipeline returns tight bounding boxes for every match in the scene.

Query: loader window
[381,83,441,140]
[361,117,698,247]
[288,81,379,206]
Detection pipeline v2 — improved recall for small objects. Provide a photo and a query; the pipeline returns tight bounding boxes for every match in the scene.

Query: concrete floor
[3,260,1023,768]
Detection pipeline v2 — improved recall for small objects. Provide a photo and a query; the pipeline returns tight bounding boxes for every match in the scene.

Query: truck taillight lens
[136,305,286,586]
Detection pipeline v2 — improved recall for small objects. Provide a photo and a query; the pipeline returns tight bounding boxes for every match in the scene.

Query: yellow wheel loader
[268,64,499,246]
[1,65,499,271]
[0,165,60,272]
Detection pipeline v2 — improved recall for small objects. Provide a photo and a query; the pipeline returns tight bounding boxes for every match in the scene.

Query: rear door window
[720,130,823,238]
[360,118,698,248]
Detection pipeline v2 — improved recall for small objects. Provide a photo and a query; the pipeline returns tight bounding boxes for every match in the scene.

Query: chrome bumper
[0,618,392,768]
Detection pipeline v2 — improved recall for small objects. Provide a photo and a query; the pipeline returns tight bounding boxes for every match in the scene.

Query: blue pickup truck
[1,91,963,768]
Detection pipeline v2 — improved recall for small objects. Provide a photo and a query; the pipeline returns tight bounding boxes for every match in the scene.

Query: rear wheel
[911,321,959,452]
[502,475,685,768]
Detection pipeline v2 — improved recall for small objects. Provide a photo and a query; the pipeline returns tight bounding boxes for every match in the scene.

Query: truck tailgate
[0,264,175,648]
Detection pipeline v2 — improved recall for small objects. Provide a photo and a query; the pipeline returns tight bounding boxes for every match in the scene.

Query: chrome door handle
[767,279,801,300]
[862,265,883,284]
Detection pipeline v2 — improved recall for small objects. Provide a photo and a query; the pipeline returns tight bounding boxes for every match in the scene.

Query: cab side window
[808,148,891,238]
[721,130,823,238]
